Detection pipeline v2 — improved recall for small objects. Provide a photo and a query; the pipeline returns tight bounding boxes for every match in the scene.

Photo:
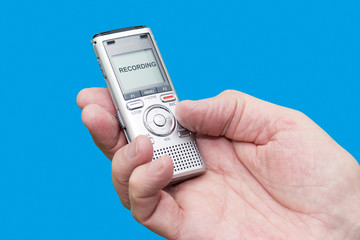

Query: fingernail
[149,156,165,172]
[125,138,138,159]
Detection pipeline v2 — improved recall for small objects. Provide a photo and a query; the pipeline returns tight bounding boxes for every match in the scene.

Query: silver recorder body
[91,26,206,183]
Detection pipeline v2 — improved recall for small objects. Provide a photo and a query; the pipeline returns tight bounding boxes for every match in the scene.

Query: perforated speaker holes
[152,141,203,172]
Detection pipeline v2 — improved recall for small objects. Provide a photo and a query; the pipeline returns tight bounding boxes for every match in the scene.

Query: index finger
[77,87,127,159]
[77,87,116,114]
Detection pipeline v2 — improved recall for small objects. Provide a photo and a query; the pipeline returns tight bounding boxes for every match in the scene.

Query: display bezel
[103,34,171,100]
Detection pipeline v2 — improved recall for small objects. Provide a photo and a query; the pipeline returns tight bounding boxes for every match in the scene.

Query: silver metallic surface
[92,27,206,183]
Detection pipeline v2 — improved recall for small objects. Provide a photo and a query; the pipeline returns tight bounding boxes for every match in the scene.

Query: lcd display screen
[112,49,165,92]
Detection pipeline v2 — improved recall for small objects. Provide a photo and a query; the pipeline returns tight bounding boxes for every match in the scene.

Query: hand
[77,88,360,240]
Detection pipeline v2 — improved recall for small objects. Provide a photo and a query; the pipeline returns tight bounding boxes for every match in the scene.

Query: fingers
[81,104,126,159]
[129,156,182,239]
[77,87,126,159]
[112,135,154,208]
[77,87,116,114]
[112,136,182,239]
[176,90,300,144]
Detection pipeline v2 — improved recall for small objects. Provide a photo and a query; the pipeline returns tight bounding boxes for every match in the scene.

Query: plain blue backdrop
[1,0,359,239]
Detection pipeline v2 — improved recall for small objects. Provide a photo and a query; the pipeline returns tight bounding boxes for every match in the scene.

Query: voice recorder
[91,26,206,184]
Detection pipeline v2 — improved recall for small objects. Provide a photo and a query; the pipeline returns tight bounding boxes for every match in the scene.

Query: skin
[77,88,360,240]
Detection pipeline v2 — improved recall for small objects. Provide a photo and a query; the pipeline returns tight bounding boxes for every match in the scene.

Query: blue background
[1,0,359,239]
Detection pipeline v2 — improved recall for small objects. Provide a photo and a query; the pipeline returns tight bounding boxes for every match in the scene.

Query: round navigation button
[153,114,166,127]
[143,105,176,136]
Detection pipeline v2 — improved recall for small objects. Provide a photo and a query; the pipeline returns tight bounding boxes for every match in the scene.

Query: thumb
[176,90,299,144]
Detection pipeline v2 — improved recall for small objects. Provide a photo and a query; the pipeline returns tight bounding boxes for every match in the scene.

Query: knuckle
[221,89,238,95]
[119,195,131,210]
[293,109,309,120]
[274,109,308,131]
[130,208,141,223]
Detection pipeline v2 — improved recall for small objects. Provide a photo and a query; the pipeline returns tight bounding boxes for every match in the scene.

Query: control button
[101,69,107,79]
[124,91,141,100]
[141,87,157,96]
[149,137,155,144]
[126,100,144,110]
[178,130,191,138]
[153,114,166,127]
[161,94,176,103]
[116,109,126,129]
[157,85,172,93]
[123,129,130,143]
[98,61,107,79]
[143,105,176,136]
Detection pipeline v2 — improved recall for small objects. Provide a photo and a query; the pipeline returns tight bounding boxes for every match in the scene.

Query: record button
[161,94,176,103]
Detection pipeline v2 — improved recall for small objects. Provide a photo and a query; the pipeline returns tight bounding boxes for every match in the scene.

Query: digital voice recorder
[91,26,206,184]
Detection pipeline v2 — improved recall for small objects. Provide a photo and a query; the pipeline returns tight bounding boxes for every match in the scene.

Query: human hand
[77,88,360,240]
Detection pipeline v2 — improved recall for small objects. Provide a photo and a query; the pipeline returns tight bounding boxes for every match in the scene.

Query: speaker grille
[153,141,203,173]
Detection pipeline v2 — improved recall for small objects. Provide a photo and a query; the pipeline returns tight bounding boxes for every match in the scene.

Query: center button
[153,114,166,127]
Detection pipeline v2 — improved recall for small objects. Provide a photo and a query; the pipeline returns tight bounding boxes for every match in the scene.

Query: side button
[101,69,107,79]
[98,60,107,79]
[116,109,126,129]
[123,129,130,143]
